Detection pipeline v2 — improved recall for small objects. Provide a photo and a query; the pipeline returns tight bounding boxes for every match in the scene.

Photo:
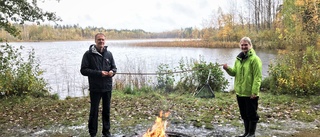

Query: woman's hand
[250,94,257,99]
[222,64,228,70]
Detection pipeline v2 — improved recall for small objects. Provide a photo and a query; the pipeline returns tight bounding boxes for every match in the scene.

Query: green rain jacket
[225,49,262,97]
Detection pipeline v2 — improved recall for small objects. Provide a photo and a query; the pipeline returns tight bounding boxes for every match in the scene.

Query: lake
[8,39,277,99]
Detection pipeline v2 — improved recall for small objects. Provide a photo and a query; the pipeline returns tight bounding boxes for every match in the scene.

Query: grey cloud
[152,15,176,26]
[198,0,209,9]
[170,2,197,18]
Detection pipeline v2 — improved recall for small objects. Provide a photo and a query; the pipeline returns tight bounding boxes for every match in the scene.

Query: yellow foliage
[313,14,319,23]
[278,78,288,85]
[269,46,320,95]
[277,49,289,55]
[295,0,304,6]
[276,28,280,33]
[295,0,319,6]
[278,34,283,39]
[291,14,297,21]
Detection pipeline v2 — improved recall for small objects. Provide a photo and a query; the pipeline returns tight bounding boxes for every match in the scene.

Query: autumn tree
[192,27,200,39]
[275,0,319,50]
[268,0,320,96]
[297,0,320,46]
[244,0,282,31]
[0,0,61,97]
[0,0,61,40]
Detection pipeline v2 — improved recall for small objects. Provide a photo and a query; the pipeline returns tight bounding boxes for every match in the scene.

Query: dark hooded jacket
[80,44,117,92]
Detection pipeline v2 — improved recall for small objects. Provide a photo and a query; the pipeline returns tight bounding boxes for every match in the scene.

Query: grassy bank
[0,91,319,137]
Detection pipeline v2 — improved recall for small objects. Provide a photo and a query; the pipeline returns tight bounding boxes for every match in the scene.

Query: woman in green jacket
[222,37,262,137]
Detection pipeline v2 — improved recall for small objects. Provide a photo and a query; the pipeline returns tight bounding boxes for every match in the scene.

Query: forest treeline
[0,24,199,41]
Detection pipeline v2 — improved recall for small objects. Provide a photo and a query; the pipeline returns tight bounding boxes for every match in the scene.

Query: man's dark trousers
[88,91,112,136]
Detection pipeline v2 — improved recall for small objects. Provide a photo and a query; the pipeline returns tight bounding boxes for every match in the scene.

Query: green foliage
[274,0,320,50]
[156,63,175,92]
[267,46,320,96]
[122,85,155,95]
[260,76,272,91]
[192,59,229,93]
[175,57,229,94]
[0,0,61,38]
[156,57,229,95]
[0,0,56,98]
[123,85,135,95]
[0,43,49,98]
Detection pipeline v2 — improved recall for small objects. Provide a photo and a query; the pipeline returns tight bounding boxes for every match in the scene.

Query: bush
[156,63,175,92]
[157,57,229,95]
[260,76,273,91]
[268,46,320,96]
[190,59,229,93]
[0,43,50,98]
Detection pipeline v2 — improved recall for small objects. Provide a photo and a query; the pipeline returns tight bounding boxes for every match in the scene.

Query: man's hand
[108,70,114,77]
[102,70,114,77]
[102,71,109,77]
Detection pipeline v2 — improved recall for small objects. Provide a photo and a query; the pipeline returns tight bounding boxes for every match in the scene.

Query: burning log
[143,111,170,137]
[127,131,192,137]
[125,110,192,137]
[164,131,192,137]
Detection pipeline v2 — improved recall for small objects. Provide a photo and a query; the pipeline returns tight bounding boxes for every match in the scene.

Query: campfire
[140,111,191,137]
[143,110,170,137]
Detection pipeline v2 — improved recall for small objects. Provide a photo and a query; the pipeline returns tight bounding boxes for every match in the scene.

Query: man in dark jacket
[80,33,117,137]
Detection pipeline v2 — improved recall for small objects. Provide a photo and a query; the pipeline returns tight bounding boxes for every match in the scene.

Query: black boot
[246,121,257,137]
[237,120,249,137]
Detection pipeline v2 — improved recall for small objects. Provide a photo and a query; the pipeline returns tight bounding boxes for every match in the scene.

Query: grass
[0,91,319,136]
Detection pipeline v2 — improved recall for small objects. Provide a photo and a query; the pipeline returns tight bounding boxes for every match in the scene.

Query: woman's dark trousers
[88,91,112,136]
[237,96,259,137]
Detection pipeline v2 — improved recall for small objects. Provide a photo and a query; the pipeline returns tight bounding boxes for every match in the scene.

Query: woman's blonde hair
[240,37,253,47]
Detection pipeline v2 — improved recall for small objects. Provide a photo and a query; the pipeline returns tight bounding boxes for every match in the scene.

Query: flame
[143,110,170,137]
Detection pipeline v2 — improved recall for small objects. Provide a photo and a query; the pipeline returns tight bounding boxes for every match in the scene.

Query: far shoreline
[2,39,274,49]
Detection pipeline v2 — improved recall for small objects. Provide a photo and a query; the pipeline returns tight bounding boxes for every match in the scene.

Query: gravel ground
[112,119,320,137]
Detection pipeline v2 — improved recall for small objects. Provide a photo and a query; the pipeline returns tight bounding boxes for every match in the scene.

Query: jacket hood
[89,44,108,56]
[236,48,256,61]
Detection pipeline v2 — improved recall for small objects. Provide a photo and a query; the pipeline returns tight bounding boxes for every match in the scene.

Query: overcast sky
[38,0,230,32]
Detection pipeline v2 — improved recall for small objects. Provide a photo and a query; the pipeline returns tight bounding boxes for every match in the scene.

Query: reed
[132,40,239,48]
[113,58,156,90]
[113,72,154,90]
